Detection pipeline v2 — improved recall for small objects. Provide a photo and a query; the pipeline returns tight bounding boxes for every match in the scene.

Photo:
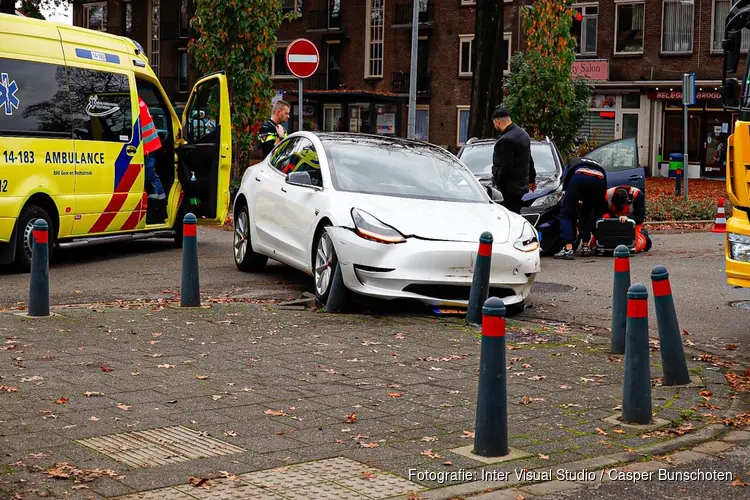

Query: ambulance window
[185,78,220,144]
[135,80,171,142]
[69,67,132,142]
[0,58,72,138]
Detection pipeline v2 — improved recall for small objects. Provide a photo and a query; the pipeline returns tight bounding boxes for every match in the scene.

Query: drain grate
[77,426,246,468]
[114,457,427,499]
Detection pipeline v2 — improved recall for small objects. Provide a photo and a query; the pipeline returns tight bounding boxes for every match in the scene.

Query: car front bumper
[326,227,540,307]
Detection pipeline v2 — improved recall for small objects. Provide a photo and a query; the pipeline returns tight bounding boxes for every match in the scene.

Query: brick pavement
[0,300,746,499]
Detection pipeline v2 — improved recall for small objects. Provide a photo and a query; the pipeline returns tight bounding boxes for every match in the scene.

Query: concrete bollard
[473,296,508,457]
[28,219,50,317]
[467,232,493,325]
[651,266,691,386]
[622,283,653,425]
[325,262,348,313]
[181,213,200,307]
[610,245,631,355]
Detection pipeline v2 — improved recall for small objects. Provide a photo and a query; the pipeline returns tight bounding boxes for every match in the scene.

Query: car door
[585,137,646,193]
[278,137,325,265]
[176,73,231,225]
[252,137,298,256]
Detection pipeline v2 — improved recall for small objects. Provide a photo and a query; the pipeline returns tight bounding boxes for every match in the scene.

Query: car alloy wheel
[314,231,334,297]
[234,210,249,264]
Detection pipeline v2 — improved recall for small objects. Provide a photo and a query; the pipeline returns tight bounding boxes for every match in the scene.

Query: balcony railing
[390,72,432,95]
[307,5,342,31]
[392,0,434,27]
[305,71,342,91]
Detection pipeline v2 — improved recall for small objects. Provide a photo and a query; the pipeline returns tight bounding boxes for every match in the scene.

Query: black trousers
[559,173,608,244]
[500,193,524,214]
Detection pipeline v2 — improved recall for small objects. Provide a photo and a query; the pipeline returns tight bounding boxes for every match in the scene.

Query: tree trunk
[1,0,15,15]
[468,0,505,140]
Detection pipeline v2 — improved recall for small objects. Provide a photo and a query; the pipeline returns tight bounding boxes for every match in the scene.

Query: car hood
[474,173,561,201]
[336,192,515,243]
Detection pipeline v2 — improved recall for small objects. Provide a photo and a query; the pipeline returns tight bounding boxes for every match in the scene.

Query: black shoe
[553,248,574,260]
[581,246,592,257]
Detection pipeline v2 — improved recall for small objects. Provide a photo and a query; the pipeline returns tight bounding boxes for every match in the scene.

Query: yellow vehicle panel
[726,209,750,288]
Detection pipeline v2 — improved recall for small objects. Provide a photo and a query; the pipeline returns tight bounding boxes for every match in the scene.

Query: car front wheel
[313,228,341,304]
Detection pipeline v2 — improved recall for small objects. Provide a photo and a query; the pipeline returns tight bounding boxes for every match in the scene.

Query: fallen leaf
[700,390,713,398]
[264,409,287,417]
[528,375,547,381]
[596,428,609,436]
[217,320,234,325]
[538,454,549,460]
[443,460,453,466]
[519,395,544,405]
[421,436,438,442]
[362,471,377,480]
[89,416,99,421]
[219,470,238,481]
[55,397,69,404]
[157,364,175,369]
[189,476,211,489]
[99,364,114,372]
[731,477,749,487]
[725,344,738,351]
[421,449,443,459]
[223,430,239,437]
[196,375,209,380]
[344,412,358,424]
[522,363,532,369]
[682,329,689,335]
[613,429,626,434]
[212,395,223,401]
[84,392,104,397]
[0,385,18,392]
[387,392,403,398]
[559,385,571,389]
[562,403,581,408]
[359,442,379,448]
[116,403,131,411]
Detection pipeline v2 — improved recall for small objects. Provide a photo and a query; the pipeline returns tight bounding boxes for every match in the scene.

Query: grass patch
[660,393,680,410]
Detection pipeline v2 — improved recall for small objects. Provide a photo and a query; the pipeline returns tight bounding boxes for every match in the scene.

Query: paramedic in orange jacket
[604,185,652,253]
[138,96,166,202]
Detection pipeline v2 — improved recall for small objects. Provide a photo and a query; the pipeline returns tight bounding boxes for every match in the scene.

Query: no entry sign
[285,38,320,79]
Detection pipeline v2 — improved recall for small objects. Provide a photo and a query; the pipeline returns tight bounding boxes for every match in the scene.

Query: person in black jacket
[554,157,609,260]
[491,107,537,214]
[257,100,290,157]
[604,185,651,253]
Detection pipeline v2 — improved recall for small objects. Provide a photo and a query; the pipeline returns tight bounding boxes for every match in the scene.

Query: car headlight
[351,208,406,244]
[530,187,563,209]
[728,232,750,262]
[514,221,539,252]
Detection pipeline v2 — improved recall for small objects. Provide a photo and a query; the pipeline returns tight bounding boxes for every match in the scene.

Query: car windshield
[460,143,558,176]
[324,140,488,203]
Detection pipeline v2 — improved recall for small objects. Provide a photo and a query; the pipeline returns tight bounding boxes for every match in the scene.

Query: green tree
[189,0,293,176]
[503,0,592,157]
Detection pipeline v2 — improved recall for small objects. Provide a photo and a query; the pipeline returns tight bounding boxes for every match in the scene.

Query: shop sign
[648,91,721,100]
[377,113,396,134]
[572,59,609,81]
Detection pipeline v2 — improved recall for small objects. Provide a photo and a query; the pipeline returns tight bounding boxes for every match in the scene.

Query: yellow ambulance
[0,14,232,271]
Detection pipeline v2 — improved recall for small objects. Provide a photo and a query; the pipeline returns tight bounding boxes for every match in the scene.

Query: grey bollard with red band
[181,213,201,307]
[651,266,690,386]
[28,219,50,317]
[467,232,493,325]
[622,283,653,425]
[610,245,631,354]
[473,296,509,457]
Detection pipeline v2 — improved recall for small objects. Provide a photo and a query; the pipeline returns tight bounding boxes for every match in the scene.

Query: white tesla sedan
[233,132,540,307]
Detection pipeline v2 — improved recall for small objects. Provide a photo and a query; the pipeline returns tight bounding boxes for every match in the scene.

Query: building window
[324,105,342,131]
[178,49,188,93]
[124,0,132,37]
[572,4,598,56]
[282,0,301,15]
[713,0,750,52]
[459,35,474,76]
[179,0,189,38]
[503,33,511,74]
[457,106,470,146]
[83,2,107,31]
[615,1,644,54]
[416,105,429,142]
[151,0,161,78]
[366,0,385,78]
[662,0,694,53]
[272,44,293,78]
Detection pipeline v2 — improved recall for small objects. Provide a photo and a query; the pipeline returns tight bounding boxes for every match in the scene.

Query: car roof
[462,138,551,147]
[311,132,453,153]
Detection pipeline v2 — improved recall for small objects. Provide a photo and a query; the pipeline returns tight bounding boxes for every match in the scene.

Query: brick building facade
[72,0,738,177]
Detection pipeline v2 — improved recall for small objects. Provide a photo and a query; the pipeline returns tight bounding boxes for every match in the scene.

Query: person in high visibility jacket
[603,185,652,253]
[138,96,166,202]
[258,100,290,157]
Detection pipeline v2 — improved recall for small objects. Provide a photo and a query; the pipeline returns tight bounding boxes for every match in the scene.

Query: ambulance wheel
[15,205,54,273]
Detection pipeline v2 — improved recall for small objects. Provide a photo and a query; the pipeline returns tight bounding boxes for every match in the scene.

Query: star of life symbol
[0,73,20,116]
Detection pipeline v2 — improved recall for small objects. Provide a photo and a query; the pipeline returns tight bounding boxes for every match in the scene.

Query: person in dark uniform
[491,106,536,214]
[554,157,609,260]
[603,185,651,253]
[257,100,291,157]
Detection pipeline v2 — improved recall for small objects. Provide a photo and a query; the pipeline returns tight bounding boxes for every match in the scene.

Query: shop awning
[283,89,403,103]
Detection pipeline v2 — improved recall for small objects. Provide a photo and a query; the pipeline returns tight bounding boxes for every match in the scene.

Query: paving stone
[174,478,283,499]
[690,440,734,455]
[280,481,368,499]
[667,449,710,464]
[519,480,583,495]
[722,430,750,442]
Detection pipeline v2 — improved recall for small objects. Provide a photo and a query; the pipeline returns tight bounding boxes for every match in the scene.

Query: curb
[400,395,748,500]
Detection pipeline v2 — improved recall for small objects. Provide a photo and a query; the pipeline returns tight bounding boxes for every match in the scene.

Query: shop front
[650,90,731,179]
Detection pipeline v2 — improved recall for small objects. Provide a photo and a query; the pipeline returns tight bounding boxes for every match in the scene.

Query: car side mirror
[487,186,504,203]
[286,171,313,187]
[721,78,741,110]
